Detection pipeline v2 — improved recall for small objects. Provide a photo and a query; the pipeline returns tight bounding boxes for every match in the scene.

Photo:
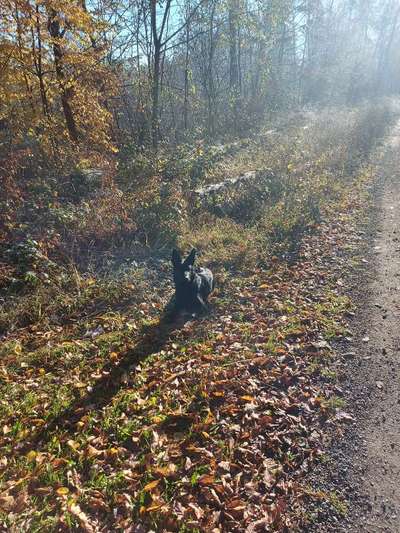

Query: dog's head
[171,248,197,288]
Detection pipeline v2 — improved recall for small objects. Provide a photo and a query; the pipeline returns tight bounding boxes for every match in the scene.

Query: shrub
[178,217,260,270]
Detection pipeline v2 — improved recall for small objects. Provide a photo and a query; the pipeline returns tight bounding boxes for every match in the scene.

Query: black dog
[171,248,214,315]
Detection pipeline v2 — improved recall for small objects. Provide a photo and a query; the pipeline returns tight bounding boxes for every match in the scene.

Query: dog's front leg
[194,294,208,314]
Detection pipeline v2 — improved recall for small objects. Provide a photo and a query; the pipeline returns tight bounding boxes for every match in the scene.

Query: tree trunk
[47,9,79,142]
[150,0,162,150]
[376,4,400,94]
[229,0,240,132]
[15,5,35,115]
[31,4,49,117]
[184,23,190,131]
[151,44,161,149]
[229,1,239,91]
[206,2,217,137]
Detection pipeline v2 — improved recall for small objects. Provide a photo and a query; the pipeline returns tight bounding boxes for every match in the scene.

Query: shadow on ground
[16,312,189,455]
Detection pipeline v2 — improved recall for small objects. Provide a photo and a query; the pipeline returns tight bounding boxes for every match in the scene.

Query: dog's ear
[172,249,182,268]
[183,248,197,268]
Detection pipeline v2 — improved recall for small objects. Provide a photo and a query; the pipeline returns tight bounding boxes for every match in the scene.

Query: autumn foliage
[0,0,116,161]
[0,0,399,530]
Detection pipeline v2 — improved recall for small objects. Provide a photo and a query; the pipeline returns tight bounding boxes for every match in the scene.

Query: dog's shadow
[18,311,188,455]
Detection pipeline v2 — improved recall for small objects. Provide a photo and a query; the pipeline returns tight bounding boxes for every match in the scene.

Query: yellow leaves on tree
[0,0,117,162]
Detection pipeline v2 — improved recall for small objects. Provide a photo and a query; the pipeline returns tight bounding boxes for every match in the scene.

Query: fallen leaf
[0,495,14,512]
[335,410,354,422]
[153,464,177,478]
[56,487,70,496]
[26,450,38,462]
[240,395,255,402]
[143,479,161,492]
[144,503,163,512]
[198,474,215,486]
[68,502,95,532]
[188,502,204,519]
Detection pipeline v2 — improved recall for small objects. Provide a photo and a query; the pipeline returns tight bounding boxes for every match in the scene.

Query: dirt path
[313,121,400,532]
[351,123,400,532]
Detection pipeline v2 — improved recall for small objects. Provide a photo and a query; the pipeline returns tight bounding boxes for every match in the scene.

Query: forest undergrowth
[0,101,397,531]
